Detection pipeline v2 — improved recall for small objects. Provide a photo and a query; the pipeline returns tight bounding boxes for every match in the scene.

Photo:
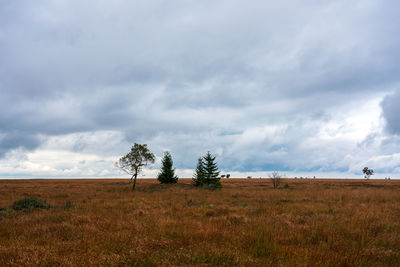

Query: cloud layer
[1,0,400,178]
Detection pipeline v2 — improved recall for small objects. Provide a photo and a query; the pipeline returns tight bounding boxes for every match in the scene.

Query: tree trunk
[130,174,134,183]
[132,173,138,191]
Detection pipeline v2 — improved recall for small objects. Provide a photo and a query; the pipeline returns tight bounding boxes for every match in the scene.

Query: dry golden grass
[0,178,399,266]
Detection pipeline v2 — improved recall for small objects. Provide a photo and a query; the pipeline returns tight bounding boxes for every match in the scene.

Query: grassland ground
[0,178,399,266]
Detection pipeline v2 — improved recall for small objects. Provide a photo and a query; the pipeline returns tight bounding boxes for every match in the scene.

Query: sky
[1,0,400,179]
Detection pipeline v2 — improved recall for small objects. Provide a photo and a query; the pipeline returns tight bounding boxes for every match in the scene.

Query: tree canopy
[362,167,374,179]
[116,143,155,190]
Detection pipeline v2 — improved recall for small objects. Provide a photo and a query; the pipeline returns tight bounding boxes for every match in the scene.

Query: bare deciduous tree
[269,171,281,189]
[116,143,155,191]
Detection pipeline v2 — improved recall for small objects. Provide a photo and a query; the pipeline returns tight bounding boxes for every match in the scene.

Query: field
[0,178,399,266]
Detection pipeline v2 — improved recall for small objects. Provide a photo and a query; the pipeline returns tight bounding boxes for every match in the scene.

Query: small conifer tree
[193,157,205,186]
[193,152,221,188]
[203,151,221,188]
[157,152,178,184]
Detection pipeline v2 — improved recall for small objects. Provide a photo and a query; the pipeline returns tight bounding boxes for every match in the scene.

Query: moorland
[0,178,399,266]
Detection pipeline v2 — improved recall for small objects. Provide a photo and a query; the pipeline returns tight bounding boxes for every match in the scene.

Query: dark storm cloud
[1,0,400,175]
[0,131,40,157]
[382,90,400,135]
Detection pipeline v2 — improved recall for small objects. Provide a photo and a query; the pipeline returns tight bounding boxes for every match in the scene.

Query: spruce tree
[203,151,221,187]
[157,152,178,184]
[193,157,205,186]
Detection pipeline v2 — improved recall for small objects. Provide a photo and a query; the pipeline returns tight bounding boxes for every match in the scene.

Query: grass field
[0,178,399,266]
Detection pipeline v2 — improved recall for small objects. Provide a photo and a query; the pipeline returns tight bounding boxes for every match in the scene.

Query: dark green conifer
[193,152,221,188]
[157,152,178,184]
[203,151,221,188]
[193,157,205,186]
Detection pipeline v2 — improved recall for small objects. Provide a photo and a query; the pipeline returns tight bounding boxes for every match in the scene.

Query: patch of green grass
[11,198,50,211]
[231,202,249,207]
[189,251,235,265]
[184,199,203,207]
[250,238,276,258]
[279,199,294,204]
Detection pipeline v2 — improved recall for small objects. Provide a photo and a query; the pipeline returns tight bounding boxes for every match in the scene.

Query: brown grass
[0,178,399,266]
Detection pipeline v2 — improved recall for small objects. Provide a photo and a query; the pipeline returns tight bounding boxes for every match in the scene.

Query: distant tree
[226,174,230,179]
[193,152,221,188]
[157,152,178,184]
[269,171,282,189]
[362,167,374,179]
[116,143,155,191]
[193,157,206,187]
[203,151,221,188]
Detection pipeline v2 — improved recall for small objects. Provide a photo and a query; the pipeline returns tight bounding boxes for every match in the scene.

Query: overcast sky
[1,0,400,178]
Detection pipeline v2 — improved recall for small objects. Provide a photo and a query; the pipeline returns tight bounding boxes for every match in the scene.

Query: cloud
[0,131,41,158]
[1,0,400,177]
[381,89,400,135]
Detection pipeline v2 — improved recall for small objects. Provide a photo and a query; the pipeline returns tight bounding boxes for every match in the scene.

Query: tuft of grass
[11,198,50,211]
[231,202,249,207]
[189,250,236,265]
[279,199,294,203]
[184,199,202,207]
[60,200,83,210]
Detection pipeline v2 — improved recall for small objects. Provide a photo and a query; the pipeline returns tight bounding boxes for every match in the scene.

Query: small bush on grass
[11,198,50,211]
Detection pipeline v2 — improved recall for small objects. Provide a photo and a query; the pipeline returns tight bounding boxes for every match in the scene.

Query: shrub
[269,171,282,189]
[12,198,50,211]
